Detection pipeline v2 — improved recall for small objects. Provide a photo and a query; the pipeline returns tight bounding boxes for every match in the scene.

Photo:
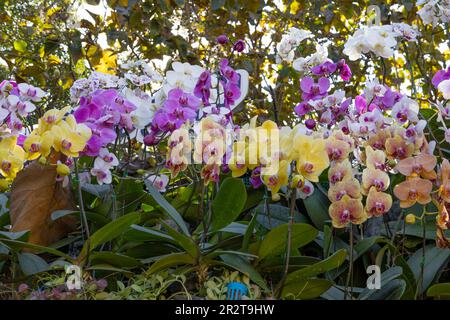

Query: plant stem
[74,158,90,240]
[344,225,354,300]
[275,188,297,298]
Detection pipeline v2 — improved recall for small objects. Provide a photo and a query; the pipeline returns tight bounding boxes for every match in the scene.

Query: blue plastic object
[226,282,248,300]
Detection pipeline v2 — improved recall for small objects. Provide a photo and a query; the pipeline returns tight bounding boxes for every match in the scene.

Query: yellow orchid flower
[294,135,329,182]
[37,107,70,134]
[23,130,54,160]
[0,136,25,179]
[262,159,289,200]
[51,119,91,158]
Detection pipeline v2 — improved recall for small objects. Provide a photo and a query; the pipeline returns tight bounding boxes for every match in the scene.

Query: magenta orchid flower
[300,77,330,101]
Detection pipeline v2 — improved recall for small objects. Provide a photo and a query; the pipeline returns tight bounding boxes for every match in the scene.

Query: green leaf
[161,221,199,258]
[282,278,333,299]
[146,184,190,236]
[220,253,268,291]
[89,252,142,268]
[0,230,29,241]
[14,40,28,52]
[358,266,403,300]
[242,210,258,250]
[0,239,73,261]
[258,223,318,260]
[427,283,450,299]
[148,252,195,274]
[407,245,450,294]
[210,177,247,232]
[364,279,406,300]
[303,186,330,229]
[285,249,347,283]
[255,204,307,230]
[18,253,49,276]
[79,212,140,260]
[127,224,174,242]
[51,210,111,227]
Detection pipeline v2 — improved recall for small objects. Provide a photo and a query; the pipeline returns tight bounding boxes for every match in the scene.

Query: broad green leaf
[79,212,140,260]
[161,221,199,258]
[89,252,141,268]
[14,40,27,52]
[364,279,406,300]
[210,177,247,232]
[0,230,29,241]
[285,249,347,283]
[220,253,268,291]
[0,239,73,261]
[303,186,330,229]
[146,184,190,236]
[18,253,49,276]
[282,278,333,299]
[427,283,450,299]
[258,223,318,260]
[148,252,195,274]
[255,204,307,230]
[359,266,403,300]
[407,245,450,294]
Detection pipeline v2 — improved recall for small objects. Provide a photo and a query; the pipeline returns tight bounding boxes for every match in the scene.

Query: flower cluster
[74,89,136,156]
[417,0,450,27]
[0,80,46,134]
[344,23,418,61]
[276,27,312,63]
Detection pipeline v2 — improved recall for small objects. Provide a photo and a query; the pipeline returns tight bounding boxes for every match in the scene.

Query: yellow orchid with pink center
[36,107,71,134]
[23,131,54,160]
[50,115,92,158]
[262,159,289,200]
[364,187,392,217]
[325,136,351,162]
[395,153,437,180]
[328,178,361,202]
[329,195,366,228]
[385,134,414,160]
[393,176,432,208]
[437,203,450,230]
[294,135,329,182]
[166,127,192,178]
[328,159,353,184]
[366,129,391,151]
[0,135,25,179]
[361,167,390,195]
[365,146,386,170]
[439,159,450,203]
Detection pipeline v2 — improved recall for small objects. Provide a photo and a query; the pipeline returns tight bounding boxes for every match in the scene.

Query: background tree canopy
[1,0,448,123]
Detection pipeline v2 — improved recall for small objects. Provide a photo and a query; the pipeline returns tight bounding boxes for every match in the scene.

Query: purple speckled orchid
[311,61,337,77]
[337,59,352,82]
[223,81,241,108]
[220,59,240,84]
[74,89,136,156]
[300,77,330,101]
[194,70,212,106]
[432,67,450,88]
[294,102,313,117]
[151,88,200,133]
[250,166,263,189]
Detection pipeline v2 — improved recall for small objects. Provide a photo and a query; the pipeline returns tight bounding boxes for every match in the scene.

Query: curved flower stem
[275,187,297,298]
[344,225,354,300]
[74,158,90,241]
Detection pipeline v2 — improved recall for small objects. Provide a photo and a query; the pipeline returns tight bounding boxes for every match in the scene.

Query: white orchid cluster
[344,23,418,61]
[417,0,450,27]
[276,27,313,63]
[0,81,46,134]
[292,43,329,73]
